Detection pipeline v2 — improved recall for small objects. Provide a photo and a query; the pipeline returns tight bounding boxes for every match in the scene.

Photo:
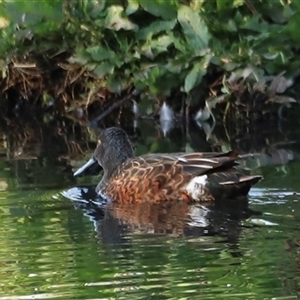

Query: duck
[74,127,262,203]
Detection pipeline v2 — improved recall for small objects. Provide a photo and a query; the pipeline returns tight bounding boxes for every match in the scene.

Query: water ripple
[0,183,299,299]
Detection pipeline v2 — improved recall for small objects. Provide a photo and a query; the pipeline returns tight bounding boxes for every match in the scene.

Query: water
[0,120,299,299]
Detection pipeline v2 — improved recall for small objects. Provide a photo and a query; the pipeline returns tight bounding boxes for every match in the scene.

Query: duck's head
[74,127,134,177]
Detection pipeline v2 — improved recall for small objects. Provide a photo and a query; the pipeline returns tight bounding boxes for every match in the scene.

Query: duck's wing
[110,151,239,187]
[162,152,262,200]
[174,152,262,190]
[140,151,239,177]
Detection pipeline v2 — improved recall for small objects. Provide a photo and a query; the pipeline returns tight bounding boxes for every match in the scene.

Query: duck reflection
[63,186,260,245]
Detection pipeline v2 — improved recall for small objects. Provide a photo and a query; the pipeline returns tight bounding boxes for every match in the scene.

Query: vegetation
[0,0,299,122]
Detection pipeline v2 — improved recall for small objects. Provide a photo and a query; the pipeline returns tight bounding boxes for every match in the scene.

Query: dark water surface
[0,120,299,299]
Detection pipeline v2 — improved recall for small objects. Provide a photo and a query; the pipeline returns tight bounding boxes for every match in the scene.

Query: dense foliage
[0,0,299,120]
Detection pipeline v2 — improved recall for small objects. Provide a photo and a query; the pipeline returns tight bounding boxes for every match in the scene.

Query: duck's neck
[102,143,134,180]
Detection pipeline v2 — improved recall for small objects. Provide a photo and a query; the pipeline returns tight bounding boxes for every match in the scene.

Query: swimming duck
[74,127,262,203]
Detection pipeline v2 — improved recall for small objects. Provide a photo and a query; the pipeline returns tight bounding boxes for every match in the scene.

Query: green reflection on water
[0,125,299,299]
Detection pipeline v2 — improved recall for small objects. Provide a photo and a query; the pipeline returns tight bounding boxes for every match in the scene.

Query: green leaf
[139,65,162,94]
[169,32,187,53]
[93,62,114,78]
[86,0,106,19]
[138,0,177,20]
[233,0,244,7]
[264,3,293,24]
[86,63,97,71]
[151,35,173,56]
[216,0,232,10]
[134,80,147,91]
[107,75,128,94]
[148,66,161,83]
[240,15,270,33]
[141,35,173,59]
[86,46,112,62]
[4,0,63,25]
[105,6,138,31]
[69,49,90,65]
[139,65,180,96]
[112,33,133,59]
[126,0,139,15]
[136,19,176,40]
[216,0,244,10]
[177,5,210,55]
[223,62,240,71]
[189,0,204,11]
[33,21,61,36]
[166,59,184,74]
[284,11,300,45]
[184,56,210,92]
